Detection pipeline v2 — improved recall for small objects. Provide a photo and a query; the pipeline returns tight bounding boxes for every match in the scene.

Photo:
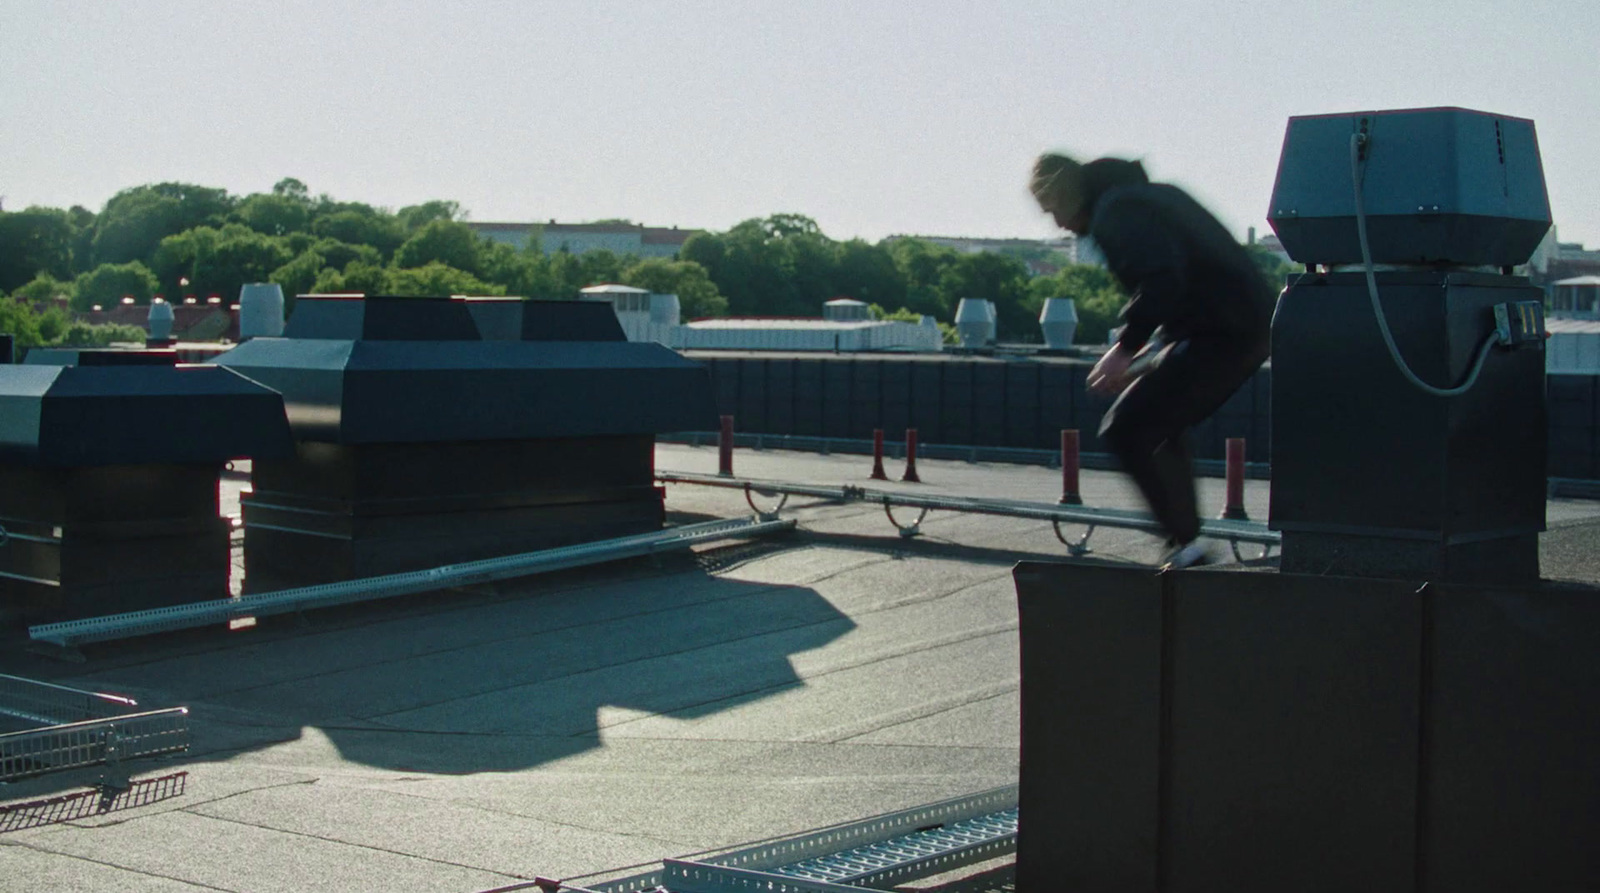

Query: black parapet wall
[283,293,482,341]
[458,297,627,342]
[0,363,293,620]
[1270,271,1547,582]
[24,348,179,367]
[213,294,718,589]
[1013,561,1600,893]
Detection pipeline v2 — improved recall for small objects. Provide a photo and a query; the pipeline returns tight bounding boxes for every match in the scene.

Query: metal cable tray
[657,470,1278,560]
[29,516,795,651]
[552,785,1017,893]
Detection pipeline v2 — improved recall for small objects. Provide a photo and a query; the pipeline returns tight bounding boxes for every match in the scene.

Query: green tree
[685,215,841,318]
[55,321,148,348]
[578,249,626,289]
[73,261,159,310]
[311,208,406,259]
[621,257,728,318]
[886,238,961,319]
[396,200,461,232]
[272,177,311,201]
[0,297,45,347]
[310,238,381,274]
[91,182,234,266]
[150,226,220,295]
[235,192,311,236]
[164,225,294,302]
[0,207,75,292]
[1244,243,1296,291]
[393,219,481,273]
[66,205,97,275]
[387,262,503,297]
[834,239,906,310]
[938,252,1032,340]
[270,249,327,303]
[544,250,586,299]
[478,242,557,298]
[1026,264,1128,344]
[9,273,74,304]
[311,260,391,294]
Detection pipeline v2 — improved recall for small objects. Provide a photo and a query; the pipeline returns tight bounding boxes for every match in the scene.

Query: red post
[870,428,888,480]
[1059,429,1083,505]
[1221,437,1249,520]
[901,428,922,483]
[718,414,735,477]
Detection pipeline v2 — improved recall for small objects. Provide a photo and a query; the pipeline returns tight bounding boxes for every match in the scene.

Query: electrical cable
[1350,132,1497,397]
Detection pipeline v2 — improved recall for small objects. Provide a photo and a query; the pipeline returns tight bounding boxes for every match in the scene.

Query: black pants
[1099,335,1268,545]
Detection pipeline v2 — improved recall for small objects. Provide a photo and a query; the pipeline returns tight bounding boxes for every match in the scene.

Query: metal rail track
[29,516,796,651]
[657,470,1278,560]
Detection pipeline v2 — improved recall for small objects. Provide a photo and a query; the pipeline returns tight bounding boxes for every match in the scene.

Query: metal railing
[0,708,190,783]
[662,430,1273,479]
[657,470,1278,560]
[0,674,139,726]
[30,516,796,650]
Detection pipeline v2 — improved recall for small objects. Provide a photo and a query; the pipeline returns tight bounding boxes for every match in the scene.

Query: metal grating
[772,808,1017,887]
[30,516,796,649]
[577,786,1017,893]
[0,707,189,782]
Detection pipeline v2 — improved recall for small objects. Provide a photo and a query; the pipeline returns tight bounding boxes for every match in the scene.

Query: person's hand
[1088,344,1135,396]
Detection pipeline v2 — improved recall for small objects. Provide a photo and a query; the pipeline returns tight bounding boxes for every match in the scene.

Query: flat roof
[4,447,1598,889]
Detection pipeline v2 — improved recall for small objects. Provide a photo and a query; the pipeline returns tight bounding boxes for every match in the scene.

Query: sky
[3,0,1598,248]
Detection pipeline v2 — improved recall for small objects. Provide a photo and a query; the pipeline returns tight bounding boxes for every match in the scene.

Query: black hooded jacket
[1080,159,1275,352]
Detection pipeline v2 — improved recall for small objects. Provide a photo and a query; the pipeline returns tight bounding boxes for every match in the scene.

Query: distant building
[1530,227,1600,286]
[468,221,701,258]
[1541,273,1600,375]
[578,285,942,352]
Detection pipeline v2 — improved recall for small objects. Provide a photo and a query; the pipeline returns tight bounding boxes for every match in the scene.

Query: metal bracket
[884,502,930,538]
[743,485,790,522]
[1052,520,1095,556]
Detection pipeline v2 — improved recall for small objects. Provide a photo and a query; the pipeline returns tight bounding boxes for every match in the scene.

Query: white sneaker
[1160,541,1210,571]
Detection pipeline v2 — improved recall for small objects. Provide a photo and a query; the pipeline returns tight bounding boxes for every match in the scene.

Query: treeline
[0,177,1293,347]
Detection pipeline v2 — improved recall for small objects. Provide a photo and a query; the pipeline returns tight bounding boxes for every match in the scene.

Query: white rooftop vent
[955,298,995,348]
[239,283,286,339]
[147,299,174,341]
[1039,298,1078,349]
[823,298,870,322]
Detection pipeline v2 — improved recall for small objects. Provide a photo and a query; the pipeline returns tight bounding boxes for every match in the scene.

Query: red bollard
[870,428,888,480]
[901,428,922,483]
[1059,429,1083,505]
[1220,437,1249,520]
[718,414,735,477]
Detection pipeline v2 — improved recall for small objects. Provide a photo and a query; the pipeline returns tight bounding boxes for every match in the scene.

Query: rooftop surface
[4,445,1600,891]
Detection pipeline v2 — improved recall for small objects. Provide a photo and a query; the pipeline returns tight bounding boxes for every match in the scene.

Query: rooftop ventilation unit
[212,295,717,589]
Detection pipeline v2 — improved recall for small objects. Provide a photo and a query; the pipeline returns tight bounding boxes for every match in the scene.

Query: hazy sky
[3,0,1597,247]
